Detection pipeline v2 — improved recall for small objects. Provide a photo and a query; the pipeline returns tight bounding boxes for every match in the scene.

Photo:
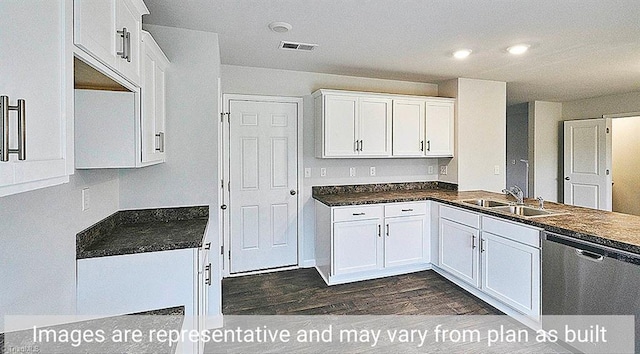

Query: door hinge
[221,112,230,123]
[606,127,610,134]
[221,245,224,255]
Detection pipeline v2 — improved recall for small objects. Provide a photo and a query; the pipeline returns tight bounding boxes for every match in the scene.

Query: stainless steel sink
[460,199,510,208]
[492,205,562,217]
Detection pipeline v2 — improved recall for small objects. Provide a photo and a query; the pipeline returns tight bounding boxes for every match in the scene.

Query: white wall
[562,91,640,120]
[506,103,529,196]
[439,78,506,192]
[120,24,222,317]
[221,64,440,265]
[0,171,119,331]
[529,101,563,202]
[612,117,640,216]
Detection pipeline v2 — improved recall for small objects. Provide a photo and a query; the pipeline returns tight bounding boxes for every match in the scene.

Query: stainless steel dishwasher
[542,232,640,352]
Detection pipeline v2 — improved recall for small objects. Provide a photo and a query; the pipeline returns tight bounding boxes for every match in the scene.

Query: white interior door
[229,99,298,273]
[563,118,612,211]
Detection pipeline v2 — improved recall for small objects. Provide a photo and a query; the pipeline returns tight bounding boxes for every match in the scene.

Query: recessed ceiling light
[268,21,292,33]
[507,44,530,55]
[453,49,472,59]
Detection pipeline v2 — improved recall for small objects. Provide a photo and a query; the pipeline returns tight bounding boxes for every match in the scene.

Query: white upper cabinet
[425,99,454,157]
[315,92,391,158]
[314,89,454,159]
[0,0,73,197]
[140,31,169,165]
[392,99,425,157]
[74,0,148,85]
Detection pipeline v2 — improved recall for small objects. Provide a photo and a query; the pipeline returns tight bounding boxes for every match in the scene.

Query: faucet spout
[502,185,525,205]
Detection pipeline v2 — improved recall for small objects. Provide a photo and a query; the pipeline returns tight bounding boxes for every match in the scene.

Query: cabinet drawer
[482,216,541,248]
[385,202,427,217]
[440,204,480,229]
[333,205,383,222]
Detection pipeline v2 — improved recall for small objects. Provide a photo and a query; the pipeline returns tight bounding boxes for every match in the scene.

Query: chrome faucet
[502,185,525,205]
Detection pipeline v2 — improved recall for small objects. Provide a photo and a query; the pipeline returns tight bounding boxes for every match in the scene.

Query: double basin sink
[458,199,564,218]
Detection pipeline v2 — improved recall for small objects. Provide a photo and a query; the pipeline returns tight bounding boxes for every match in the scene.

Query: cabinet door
[392,99,425,156]
[73,0,117,68]
[481,232,540,319]
[323,95,358,157]
[358,97,391,157]
[439,218,479,287]
[425,100,454,157]
[0,1,72,197]
[385,215,428,268]
[115,0,142,85]
[333,219,382,275]
[140,32,167,165]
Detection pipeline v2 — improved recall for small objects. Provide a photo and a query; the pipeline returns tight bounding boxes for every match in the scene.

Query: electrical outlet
[494,165,500,175]
[320,168,326,177]
[304,168,311,178]
[440,166,448,175]
[349,167,356,177]
[428,166,434,174]
[370,167,376,176]
[82,188,90,211]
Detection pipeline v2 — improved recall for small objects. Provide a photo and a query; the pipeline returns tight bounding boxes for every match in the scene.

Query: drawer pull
[386,224,390,236]
[352,212,365,216]
[378,225,381,237]
[401,209,414,212]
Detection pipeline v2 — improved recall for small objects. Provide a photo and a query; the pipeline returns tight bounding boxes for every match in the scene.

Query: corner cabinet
[436,203,541,325]
[0,0,74,197]
[73,0,148,86]
[314,89,454,159]
[315,201,430,285]
[74,31,169,169]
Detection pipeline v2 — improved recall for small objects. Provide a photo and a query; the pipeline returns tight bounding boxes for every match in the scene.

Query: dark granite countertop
[77,206,209,259]
[313,183,640,255]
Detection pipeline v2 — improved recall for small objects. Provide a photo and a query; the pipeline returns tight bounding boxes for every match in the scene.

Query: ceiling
[143,0,640,105]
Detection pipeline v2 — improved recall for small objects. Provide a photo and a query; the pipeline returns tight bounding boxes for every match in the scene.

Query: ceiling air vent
[279,41,318,51]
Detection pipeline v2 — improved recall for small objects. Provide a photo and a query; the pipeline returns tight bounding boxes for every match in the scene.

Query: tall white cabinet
[0,0,74,197]
[314,89,454,158]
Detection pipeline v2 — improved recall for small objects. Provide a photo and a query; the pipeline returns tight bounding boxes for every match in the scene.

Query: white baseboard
[301,259,316,268]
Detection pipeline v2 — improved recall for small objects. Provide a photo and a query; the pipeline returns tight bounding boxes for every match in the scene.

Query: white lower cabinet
[436,203,541,324]
[439,218,479,287]
[316,201,429,285]
[77,245,211,353]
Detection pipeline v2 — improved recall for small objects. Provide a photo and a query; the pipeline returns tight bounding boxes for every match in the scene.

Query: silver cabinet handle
[420,140,424,151]
[481,238,485,253]
[354,140,358,152]
[427,140,431,152]
[155,132,165,152]
[401,209,414,212]
[125,30,131,62]
[359,140,363,151]
[117,27,128,59]
[575,249,604,262]
[352,212,365,216]
[0,96,26,161]
[471,235,476,249]
[378,225,381,237]
[386,224,390,237]
[205,264,212,286]
[204,242,211,250]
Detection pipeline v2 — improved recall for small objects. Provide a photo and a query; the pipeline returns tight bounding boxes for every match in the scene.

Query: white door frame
[221,94,304,277]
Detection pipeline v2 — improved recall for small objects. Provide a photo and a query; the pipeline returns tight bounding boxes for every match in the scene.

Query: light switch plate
[320,168,326,177]
[82,188,90,211]
[369,167,376,176]
[428,166,434,174]
[440,166,448,175]
[349,167,356,177]
[304,168,311,178]
[494,165,500,175]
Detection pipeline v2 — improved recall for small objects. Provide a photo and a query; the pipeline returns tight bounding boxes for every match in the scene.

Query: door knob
[290,190,297,195]
[564,177,570,181]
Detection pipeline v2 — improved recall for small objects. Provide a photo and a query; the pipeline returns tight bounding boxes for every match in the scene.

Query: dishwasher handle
[575,249,604,262]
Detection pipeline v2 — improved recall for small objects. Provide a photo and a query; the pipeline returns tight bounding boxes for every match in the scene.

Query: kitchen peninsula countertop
[76,206,208,259]
[313,182,640,255]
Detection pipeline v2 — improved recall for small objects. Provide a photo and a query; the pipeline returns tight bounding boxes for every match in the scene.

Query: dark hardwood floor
[223,268,501,316]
